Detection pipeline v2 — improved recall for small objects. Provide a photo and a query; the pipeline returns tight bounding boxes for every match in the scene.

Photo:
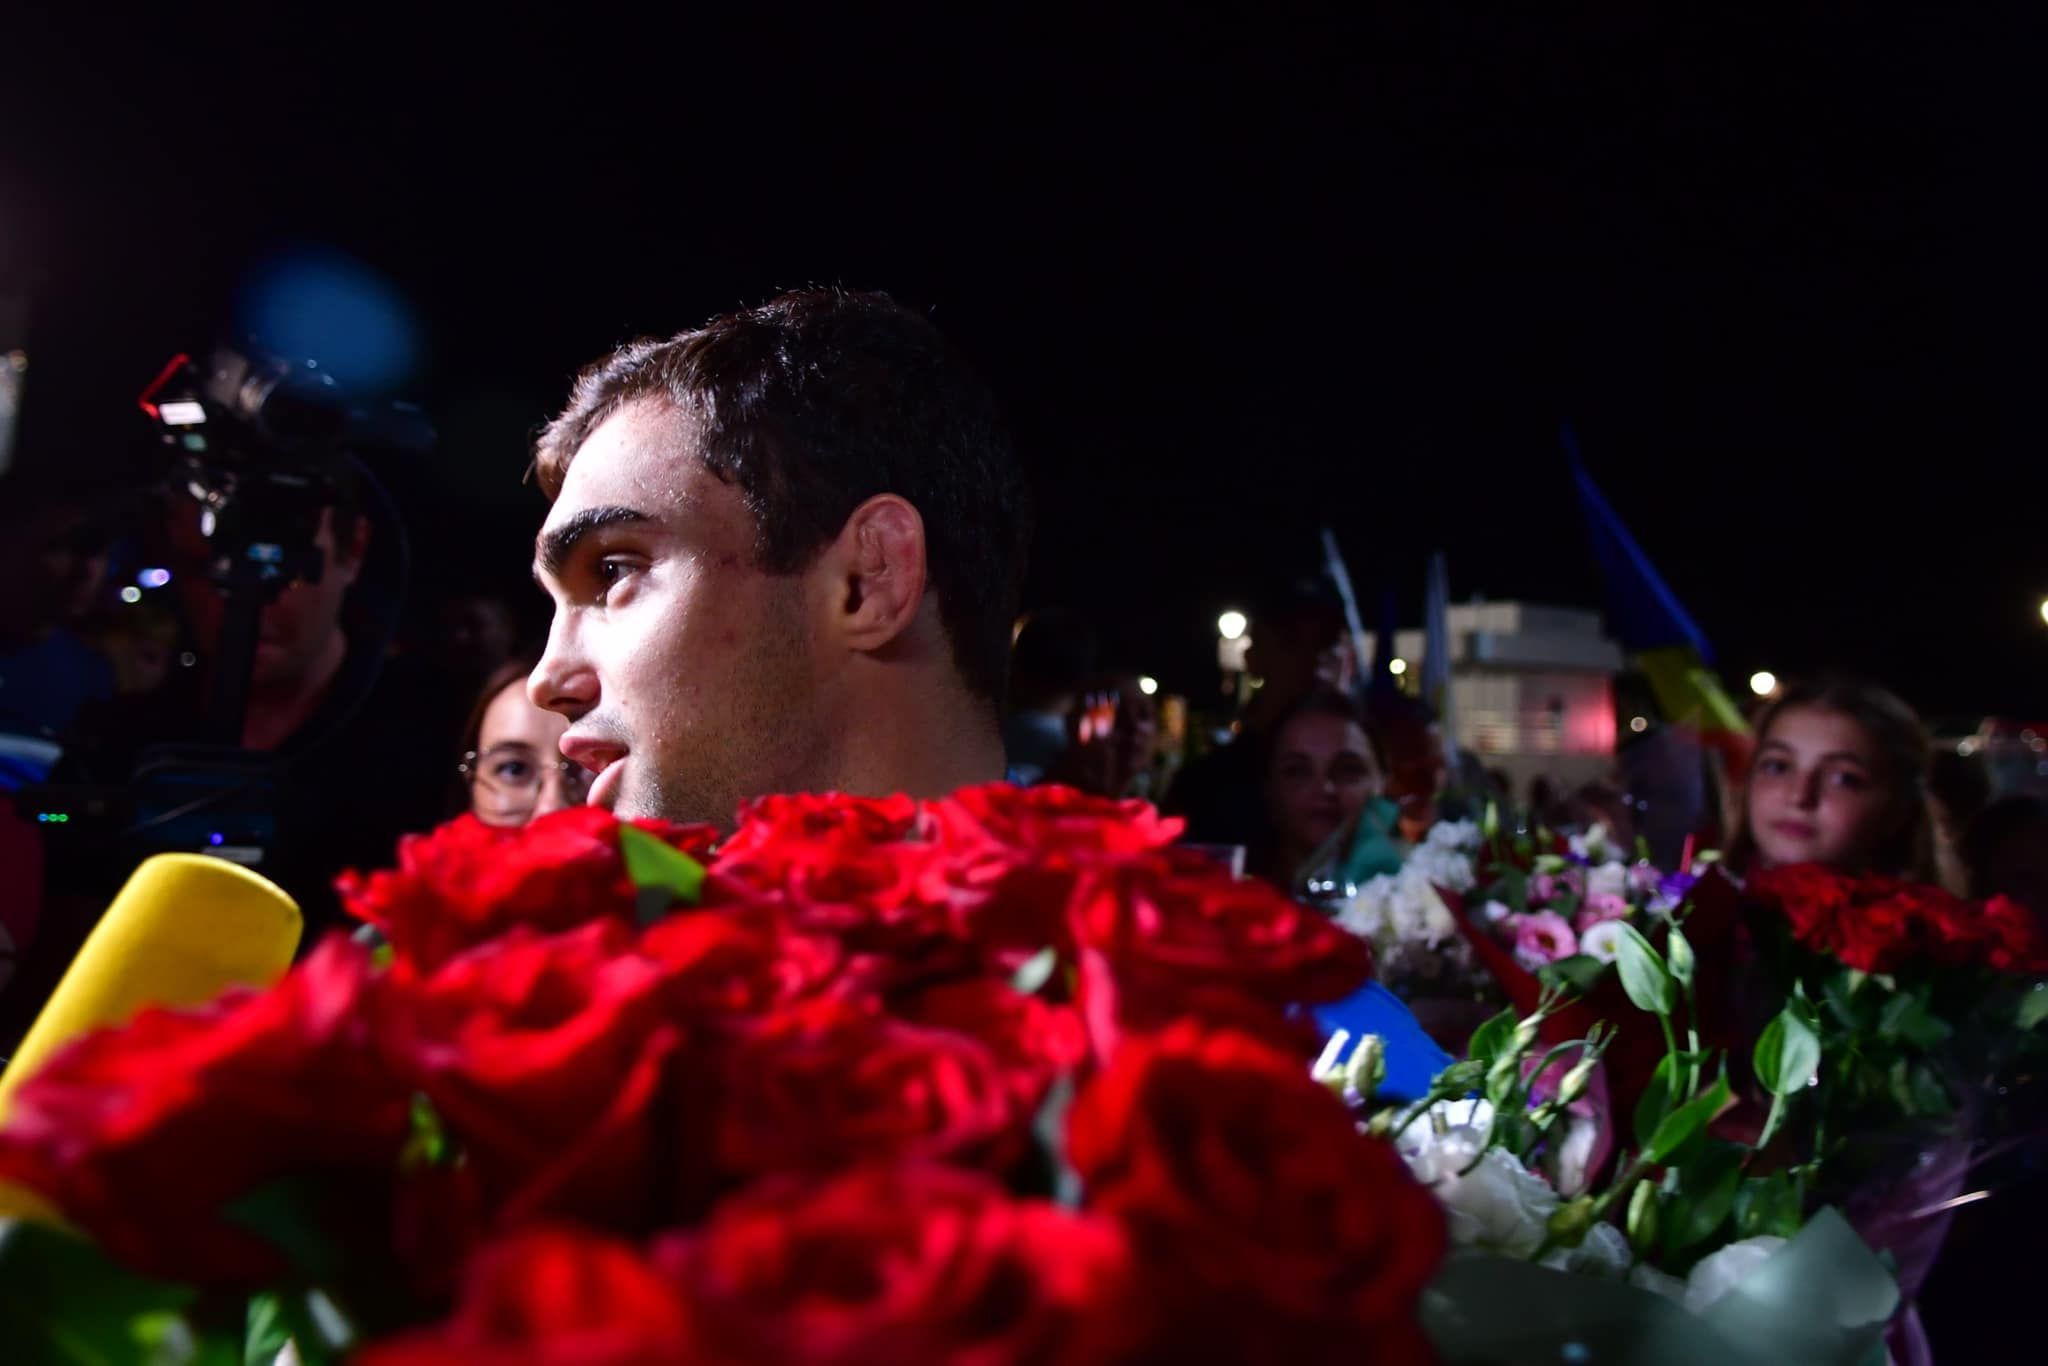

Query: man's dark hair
[534,289,1030,705]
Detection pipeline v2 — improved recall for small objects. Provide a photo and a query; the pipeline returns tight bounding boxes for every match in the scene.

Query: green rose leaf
[618,824,707,922]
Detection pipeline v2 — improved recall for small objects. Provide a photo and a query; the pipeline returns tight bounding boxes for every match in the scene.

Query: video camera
[21,346,427,873]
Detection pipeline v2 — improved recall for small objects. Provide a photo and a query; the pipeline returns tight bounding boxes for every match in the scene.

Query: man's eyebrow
[534,505,653,580]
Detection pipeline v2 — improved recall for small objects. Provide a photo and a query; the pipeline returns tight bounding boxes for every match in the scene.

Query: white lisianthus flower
[1682,1236,1787,1314]
[1568,823,1612,862]
[1408,842,1477,894]
[1416,1143,1560,1258]
[1586,860,1630,901]
[1426,818,1482,852]
[1540,1221,1631,1278]
[1392,1098,1497,1157]
[1336,876,1399,942]
[1578,919,1629,964]
[1482,899,1514,923]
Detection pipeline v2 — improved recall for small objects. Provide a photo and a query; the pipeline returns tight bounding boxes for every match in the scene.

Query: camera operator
[56,469,447,926]
[3,353,450,1044]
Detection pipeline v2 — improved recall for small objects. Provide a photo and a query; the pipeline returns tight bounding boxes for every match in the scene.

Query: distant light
[157,400,207,426]
[137,567,172,589]
[1217,610,1248,641]
[36,812,69,824]
[209,832,225,847]
[119,585,143,604]
[1749,670,1778,697]
[1389,658,1408,676]
[179,651,197,667]
[1138,676,1159,696]
[2039,597,2048,627]
[1629,715,1649,733]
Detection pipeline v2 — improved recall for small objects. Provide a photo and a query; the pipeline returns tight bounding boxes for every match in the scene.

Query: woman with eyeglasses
[455,658,590,826]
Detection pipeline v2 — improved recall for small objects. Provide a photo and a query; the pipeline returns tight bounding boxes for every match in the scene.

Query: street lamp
[2038,597,2048,627]
[1749,670,1778,698]
[1388,658,1408,676]
[1217,610,1248,642]
[1138,676,1160,697]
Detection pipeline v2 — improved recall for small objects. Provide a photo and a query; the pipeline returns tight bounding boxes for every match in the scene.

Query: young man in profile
[528,289,1030,827]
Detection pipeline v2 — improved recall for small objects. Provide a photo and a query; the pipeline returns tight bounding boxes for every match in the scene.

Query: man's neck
[239,631,349,752]
[822,672,1007,801]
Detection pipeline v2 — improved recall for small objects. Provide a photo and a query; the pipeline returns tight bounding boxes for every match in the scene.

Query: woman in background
[1727,676,1935,882]
[1260,690,1397,892]
[454,658,588,827]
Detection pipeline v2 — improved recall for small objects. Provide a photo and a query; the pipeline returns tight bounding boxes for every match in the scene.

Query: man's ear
[826,494,927,653]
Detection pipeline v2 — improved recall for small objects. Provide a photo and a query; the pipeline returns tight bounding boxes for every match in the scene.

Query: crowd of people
[0,289,2042,1044]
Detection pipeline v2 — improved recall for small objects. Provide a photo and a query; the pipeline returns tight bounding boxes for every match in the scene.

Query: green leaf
[1733,1171,1805,1239]
[1485,1053,1523,1107]
[1537,954,1608,995]
[1753,1004,1821,1097]
[1665,1142,1746,1253]
[1009,946,1059,996]
[1907,1062,1953,1116]
[1665,925,1696,992]
[1614,923,1674,1016]
[1633,1053,1679,1150]
[1465,1008,1519,1066]
[0,1219,199,1366]
[247,1292,292,1366]
[618,824,706,921]
[222,1178,346,1283]
[1644,1076,1732,1164]
[2018,983,2048,1031]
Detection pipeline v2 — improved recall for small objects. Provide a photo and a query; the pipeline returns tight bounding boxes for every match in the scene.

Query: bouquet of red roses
[0,785,1446,1364]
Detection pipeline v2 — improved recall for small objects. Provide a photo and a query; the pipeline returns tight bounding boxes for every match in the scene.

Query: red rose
[358,1226,692,1366]
[1066,850,1373,1051]
[708,998,1034,1183]
[660,1163,1135,1365]
[0,938,409,1285]
[923,784,1187,972]
[373,920,682,1228]
[926,783,1184,861]
[1976,895,2048,973]
[637,902,844,1018]
[1067,1021,1444,1363]
[716,791,922,874]
[891,978,1090,1110]
[338,807,718,976]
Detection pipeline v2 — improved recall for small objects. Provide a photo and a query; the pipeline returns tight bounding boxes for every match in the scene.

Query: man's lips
[560,734,628,808]
[586,759,625,810]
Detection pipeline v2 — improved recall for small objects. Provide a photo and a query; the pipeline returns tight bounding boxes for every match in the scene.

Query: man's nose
[529,619,597,720]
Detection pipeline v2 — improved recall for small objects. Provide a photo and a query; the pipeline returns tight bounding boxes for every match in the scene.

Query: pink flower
[1560,869,1587,898]
[1627,862,1662,895]
[1510,911,1578,969]
[1530,874,1560,903]
[1574,895,1630,935]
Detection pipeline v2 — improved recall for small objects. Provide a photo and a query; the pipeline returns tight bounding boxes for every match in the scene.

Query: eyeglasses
[459,742,591,822]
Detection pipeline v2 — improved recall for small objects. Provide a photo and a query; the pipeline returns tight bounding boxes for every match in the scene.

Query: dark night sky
[3,7,2042,719]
